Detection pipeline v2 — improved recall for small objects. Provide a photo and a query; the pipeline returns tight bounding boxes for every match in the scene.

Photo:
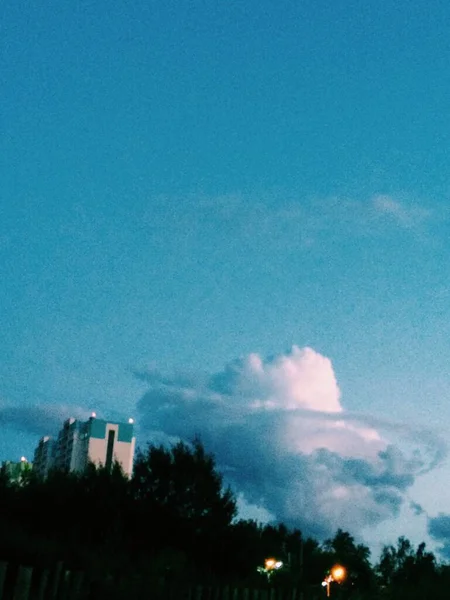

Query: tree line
[0,438,449,599]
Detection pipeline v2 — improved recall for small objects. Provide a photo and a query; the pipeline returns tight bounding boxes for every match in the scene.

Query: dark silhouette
[0,438,447,599]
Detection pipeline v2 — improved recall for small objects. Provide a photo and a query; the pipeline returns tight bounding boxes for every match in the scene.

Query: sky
[2,0,450,560]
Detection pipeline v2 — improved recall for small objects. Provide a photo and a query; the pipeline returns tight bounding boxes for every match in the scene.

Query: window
[105,429,115,472]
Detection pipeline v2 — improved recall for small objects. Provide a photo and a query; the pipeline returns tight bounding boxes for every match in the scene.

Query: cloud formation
[372,195,431,228]
[428,514,450,559]
[136,346,442,539]
[0,402,89,438]
[141,192,433,250]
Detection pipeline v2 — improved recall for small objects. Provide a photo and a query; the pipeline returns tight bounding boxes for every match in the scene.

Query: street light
[331,566,345,582]
[322,564,346,597]
[257,557,284,581]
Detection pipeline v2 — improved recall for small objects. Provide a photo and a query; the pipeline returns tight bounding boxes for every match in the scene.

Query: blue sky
[2,0,450,557]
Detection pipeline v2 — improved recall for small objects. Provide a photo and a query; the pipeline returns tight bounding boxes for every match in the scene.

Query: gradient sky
[2,0,450,558]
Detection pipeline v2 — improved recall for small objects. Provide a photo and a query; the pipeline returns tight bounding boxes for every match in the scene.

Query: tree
[376,536,437,597]
[130,438,237,573]
[324,529,375,594]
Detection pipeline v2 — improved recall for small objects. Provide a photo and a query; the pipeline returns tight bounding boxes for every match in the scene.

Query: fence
[0,562,85,600]
[0,561,320,600]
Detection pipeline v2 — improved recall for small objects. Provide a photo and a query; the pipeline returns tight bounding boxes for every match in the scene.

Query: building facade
[33,415,135,478]
[33,436,56,479]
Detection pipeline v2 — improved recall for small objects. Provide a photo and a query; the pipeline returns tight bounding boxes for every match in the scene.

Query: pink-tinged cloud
[136,346,443,539]
[244,346,342,413]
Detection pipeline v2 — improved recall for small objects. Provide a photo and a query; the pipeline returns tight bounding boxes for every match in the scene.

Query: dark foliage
[0,438,447,598]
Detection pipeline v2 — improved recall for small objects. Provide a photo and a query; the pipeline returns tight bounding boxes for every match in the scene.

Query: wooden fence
[0,561,321,600]
[0,562,84,600]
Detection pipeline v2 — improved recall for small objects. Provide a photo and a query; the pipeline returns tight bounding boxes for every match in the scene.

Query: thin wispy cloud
[372,195,432,229]
[141,192,435,249]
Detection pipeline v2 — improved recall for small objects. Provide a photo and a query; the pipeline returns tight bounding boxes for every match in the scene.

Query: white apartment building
[33,415,136,478]
[33,436,56,478]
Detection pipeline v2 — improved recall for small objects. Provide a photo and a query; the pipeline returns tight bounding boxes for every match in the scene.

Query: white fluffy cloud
[136,346,442,539]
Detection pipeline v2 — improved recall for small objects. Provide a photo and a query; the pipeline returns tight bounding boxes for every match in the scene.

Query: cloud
[410,501,425,516]
[0,402,90,438]
[335,412,447,476]
[136,346,442,539]
[140,192,433,251]
[428,514,450,559]
[372,195,431,228]
[208,348,342,413]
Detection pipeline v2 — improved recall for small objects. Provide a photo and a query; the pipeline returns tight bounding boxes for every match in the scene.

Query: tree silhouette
[130,438,237,575]
[324,529,375,594]
[376,536,437,598]
[1,439,448,598]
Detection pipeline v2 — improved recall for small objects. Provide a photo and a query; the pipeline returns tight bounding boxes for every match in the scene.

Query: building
[1,457,32,484]
[79,415,135,476]
[33,436,56,479]
[33,414,136,478]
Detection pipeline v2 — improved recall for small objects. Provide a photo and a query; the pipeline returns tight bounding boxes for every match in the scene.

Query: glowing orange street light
[257,557,284,581]
[322,564,346,597]
[331,565,346,582]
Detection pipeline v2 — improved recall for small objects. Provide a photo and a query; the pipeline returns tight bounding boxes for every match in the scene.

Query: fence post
[68,572,85,600]
[0,562,7,600]
[12,566,33,600]
[195,584,203,600]
[49,563,63,600]
[211,585,221,600]
[37,570,50,600]
[58,570,73,600]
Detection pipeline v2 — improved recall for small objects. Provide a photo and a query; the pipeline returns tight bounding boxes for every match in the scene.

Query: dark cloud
[410,501,425,516]
[0,403,89,438]
[132,369,200,389]
[337,448,416,492]
[428,514,450,559]
[344,413,447,475]
[372,489,403,513]
[136,346,438,540]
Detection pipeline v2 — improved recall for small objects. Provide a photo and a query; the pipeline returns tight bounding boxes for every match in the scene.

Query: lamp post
[322,565,346,597]
[257,557,284,582]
